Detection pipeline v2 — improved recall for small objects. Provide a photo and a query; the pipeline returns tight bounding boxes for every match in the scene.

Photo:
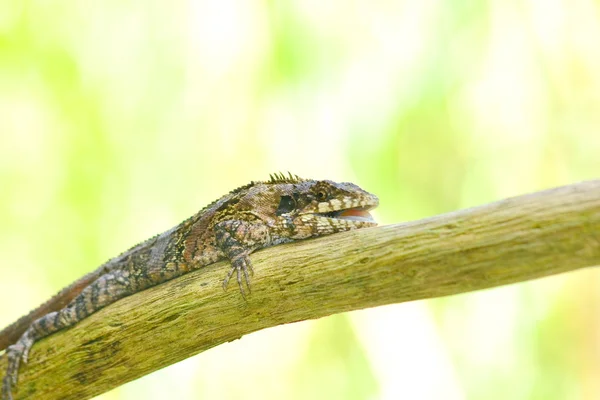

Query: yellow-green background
[1,1,599,399]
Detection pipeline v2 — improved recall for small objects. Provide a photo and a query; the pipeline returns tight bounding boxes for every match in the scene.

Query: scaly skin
[0,173,378,399]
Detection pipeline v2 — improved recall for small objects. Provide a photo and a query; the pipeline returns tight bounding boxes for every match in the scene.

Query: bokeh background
[1,1,599,399]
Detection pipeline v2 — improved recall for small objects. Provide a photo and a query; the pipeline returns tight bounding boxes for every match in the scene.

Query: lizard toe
[222,265,236,291]
[2,374,14,400]
[236,264,247,300]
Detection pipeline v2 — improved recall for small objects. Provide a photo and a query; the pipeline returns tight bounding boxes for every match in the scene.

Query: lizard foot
[1,335,34,400]
[222,254,253,299]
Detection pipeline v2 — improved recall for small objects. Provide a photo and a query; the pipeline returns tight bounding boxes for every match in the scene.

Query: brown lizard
[0,173,378,399]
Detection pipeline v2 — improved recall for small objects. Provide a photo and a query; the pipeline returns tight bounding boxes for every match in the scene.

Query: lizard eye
[316,190,328,202]
[276,195,296,215]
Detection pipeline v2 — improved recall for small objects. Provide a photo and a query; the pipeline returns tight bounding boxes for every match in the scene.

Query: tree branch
[2,180,600,399]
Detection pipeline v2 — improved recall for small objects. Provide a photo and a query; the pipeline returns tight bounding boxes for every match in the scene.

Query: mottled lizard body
[0,174,378,399]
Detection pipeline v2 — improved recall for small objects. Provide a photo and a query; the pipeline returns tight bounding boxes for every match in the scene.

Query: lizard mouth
[316,206,377,224]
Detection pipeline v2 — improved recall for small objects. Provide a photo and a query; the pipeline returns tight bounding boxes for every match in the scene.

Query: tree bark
[2,180,599,399]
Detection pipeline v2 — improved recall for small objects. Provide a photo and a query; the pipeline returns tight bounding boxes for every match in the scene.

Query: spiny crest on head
[267,172,304,184]
[224,173,304,198]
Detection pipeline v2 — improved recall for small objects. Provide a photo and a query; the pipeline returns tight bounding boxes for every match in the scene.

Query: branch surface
[2,180,600,399]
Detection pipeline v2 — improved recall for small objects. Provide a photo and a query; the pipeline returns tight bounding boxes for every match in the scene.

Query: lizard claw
[1,376,14,400]
[8,349,21,388]
[222,254,253,299]
[247,258,254,276]
[21,341,33,366]
[2,335,34,395]
[241,257,252,293]
[2,340,29,399]
[222,265,236,291]
[236,266,247,301]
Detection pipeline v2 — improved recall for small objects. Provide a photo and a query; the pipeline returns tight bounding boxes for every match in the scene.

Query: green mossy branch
[2,180,599,399]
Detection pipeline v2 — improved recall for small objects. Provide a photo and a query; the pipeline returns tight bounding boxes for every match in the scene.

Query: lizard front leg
[213,220,270,298]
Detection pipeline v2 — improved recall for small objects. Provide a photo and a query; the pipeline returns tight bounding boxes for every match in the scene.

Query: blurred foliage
[1,1,599,399]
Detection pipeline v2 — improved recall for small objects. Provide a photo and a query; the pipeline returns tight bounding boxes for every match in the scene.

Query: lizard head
[251,173,379,240]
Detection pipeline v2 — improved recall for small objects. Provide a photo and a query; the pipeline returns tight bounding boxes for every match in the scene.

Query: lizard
[0,173,378,400]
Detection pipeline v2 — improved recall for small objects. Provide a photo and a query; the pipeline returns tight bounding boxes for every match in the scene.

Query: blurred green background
[1,1,599,399]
